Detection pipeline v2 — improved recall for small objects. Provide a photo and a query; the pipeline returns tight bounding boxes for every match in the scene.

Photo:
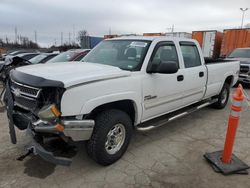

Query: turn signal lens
[55,123,65,132]
[51,104,61,117]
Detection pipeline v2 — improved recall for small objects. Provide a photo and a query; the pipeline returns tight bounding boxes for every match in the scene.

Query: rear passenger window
[180,42,201,68]
[151,43,179,67]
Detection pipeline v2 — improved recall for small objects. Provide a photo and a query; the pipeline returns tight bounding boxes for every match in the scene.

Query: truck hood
[15,62,131,88]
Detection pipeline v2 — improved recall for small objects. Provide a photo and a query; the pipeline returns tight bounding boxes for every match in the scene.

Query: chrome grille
[10,81,41,110]
[240,65,249,74]
[14,95,38,111]
[11,81,41,98]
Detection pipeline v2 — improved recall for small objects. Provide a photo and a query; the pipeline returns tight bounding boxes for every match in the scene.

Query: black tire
[86,109,132,166]
[211,83,230,109]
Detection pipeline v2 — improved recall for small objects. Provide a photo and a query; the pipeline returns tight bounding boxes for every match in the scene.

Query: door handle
[177,75,184,81]
[199,72,204,77]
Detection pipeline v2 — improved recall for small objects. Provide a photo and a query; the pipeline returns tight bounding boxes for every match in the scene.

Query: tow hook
[16,148,34,161]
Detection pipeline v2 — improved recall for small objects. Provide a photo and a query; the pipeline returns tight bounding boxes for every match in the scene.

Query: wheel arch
[224,75,234,87]
[84,99,140,126]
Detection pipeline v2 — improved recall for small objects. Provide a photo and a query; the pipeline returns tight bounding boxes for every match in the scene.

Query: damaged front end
[4,70,94,165]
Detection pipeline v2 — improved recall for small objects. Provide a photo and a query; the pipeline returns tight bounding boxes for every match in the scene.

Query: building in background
[104,35,119,39]
[165,32,192,38]
[143,33,165,36]
[80,36,103,49]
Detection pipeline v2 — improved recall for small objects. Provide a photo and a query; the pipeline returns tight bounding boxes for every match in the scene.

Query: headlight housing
[38,104,61,121]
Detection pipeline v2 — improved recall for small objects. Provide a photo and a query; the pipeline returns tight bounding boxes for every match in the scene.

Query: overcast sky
[0,0,249,47]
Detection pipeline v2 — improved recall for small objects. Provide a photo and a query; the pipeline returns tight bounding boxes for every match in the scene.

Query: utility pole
[171,24,174,33]
[73,24,75,44]
[14,26,17,43]
[68,32,71,45]
[166,25,174,33]
[240,8,248,28]
[61,32,63,45]
[34,30,37,44]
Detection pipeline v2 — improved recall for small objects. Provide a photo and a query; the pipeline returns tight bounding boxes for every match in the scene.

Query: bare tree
[77,30,89,49]
[0,38,3,47]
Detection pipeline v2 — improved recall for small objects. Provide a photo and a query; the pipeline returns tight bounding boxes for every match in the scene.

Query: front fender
[60,74,142,124]
[80,92,138,112]
[80,92,141,125]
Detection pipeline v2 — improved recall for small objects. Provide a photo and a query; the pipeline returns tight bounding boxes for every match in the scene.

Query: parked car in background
[227,48,250,84]
[16,53,40,60]
[46,49,90,63]
[4,37,239,166]
[8,50,33,56]
[29,53,59,64]
[0,53,39,87]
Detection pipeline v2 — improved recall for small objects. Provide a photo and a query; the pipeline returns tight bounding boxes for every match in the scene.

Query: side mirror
[148,61,178,74]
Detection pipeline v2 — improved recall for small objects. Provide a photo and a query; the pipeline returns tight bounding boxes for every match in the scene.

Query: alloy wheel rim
[221,88,228,104]
[105,123,126,155]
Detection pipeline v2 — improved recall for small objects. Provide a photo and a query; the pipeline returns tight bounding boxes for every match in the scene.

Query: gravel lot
[0,86,250,188]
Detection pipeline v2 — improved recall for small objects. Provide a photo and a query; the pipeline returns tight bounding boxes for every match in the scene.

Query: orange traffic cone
[204,84,249,175]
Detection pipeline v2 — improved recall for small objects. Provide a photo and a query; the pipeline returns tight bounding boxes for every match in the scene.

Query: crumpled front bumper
[27,129,73,166]
[32,118,95,141]
[8,109,95,165]
[18,117,94,165]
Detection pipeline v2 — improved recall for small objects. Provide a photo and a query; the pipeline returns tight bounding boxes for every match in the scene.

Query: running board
[136,99,217,132]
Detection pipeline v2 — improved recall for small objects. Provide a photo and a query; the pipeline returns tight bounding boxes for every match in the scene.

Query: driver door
[142,41,186,121]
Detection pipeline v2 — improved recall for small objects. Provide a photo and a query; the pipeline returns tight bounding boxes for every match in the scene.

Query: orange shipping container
[143,33,165,36]
[104,35,119,39]
[192,30,223,59]
[220,28,250,57]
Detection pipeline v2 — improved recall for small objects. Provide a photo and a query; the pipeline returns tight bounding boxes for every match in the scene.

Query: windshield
[47,51,76,63]
[228,49,250,58]
[29,54,47,64]
[82,40,151,71]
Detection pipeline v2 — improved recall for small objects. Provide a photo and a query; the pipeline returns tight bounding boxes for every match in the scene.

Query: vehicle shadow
[23,156,56,179]
[22,139,78,179]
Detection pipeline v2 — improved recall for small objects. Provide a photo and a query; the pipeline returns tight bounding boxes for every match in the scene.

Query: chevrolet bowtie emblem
[13,88,21,97]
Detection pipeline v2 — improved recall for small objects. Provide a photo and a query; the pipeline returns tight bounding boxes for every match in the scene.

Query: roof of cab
[107,36,195,42]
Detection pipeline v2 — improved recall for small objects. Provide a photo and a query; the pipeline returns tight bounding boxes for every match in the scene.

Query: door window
[151,43,179,68]
[180,42,201,68]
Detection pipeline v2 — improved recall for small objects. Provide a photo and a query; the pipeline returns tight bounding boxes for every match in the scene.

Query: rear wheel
[86,109,132,166]
[211,83,230,109]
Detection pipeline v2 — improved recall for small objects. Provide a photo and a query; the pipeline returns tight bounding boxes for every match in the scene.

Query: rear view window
[180,42,201,68]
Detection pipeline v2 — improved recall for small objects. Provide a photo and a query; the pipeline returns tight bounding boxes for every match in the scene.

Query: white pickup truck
[4,36,239,166]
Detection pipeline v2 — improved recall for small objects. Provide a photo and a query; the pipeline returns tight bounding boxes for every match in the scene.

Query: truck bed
[205,58,235,64]
[204,59,239,98]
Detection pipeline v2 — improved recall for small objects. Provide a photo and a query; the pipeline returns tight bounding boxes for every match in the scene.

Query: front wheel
[86,109,132,166]
[211,83,230,109]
